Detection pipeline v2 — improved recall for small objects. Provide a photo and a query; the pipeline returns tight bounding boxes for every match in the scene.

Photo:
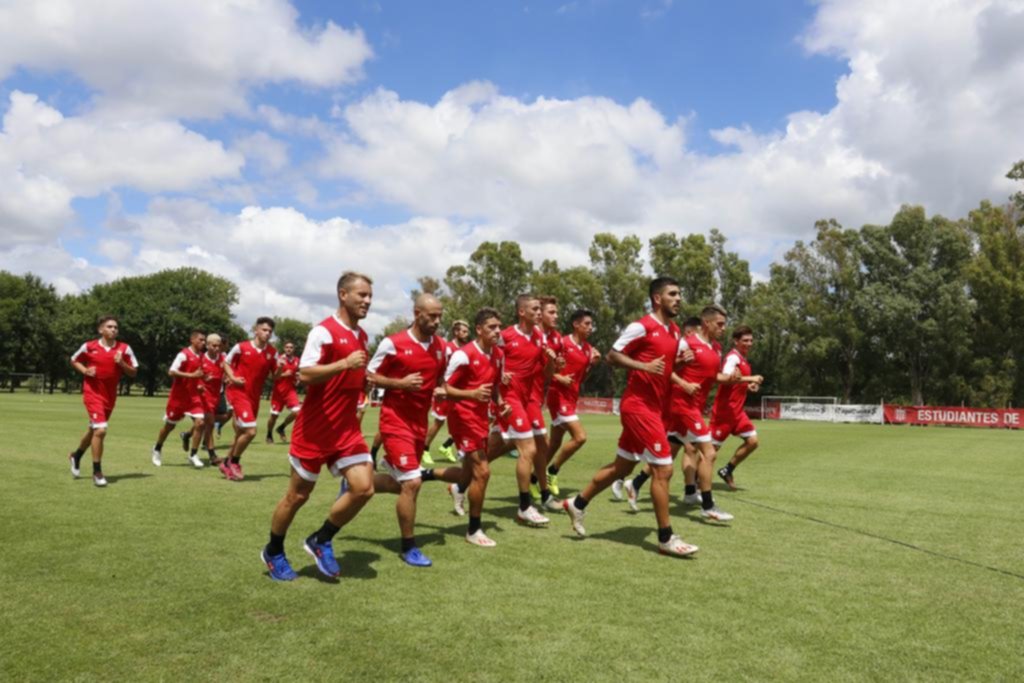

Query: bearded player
[222,317,277,480]
[712,325,764,490]
[266,340,302,444]
[151,329,207,469]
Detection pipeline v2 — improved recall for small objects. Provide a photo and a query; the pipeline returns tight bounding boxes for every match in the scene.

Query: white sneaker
[93,473,108,487]
[151,449,162,467]
[683,492,702,506]
[465,529,497,547]
[658,534,699,557]
[700,506,734,522]
[543,495,563,512]
[188,453,205,469]
[562,498,586,537]
[68,453,81,478]
[624,479,638,512]
[516,506,550,527]
[448,484,466,516]
[610,478,624,500]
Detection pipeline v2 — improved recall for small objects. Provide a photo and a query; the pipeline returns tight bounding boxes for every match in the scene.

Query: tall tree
[589,233,647,396]
[648,232,715,314]
[0,272,61,390]
[442,241,533,325]
[710,228,752,320]
[274,318,313,355]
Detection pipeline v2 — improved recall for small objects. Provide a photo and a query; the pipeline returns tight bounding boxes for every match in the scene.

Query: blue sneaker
[303,537,341,577]
[400,546,433,567]
[261,548,297,581]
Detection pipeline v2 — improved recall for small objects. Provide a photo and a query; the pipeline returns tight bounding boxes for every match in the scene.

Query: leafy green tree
[0,272,61,391]
[442,241,533,325]
[648,232,715,314]
[710,228,752,320]
[273,318,312,355]
[589,233,647,396]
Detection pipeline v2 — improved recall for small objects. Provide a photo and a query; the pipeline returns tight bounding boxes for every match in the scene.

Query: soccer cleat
[682,492,702,506]
[700,506,734,522]
[548,473,560,496]
[516,506,550,527]
[208,452,223,466]
[465,529,497,547]
[92,473,108,487]
[562,498,586,537]
[624,479,639,512]
[180,431,190,452]
[151,448,162,467]
[265,435,274,445]
[528,481,541,503]
[658,534,699,557]
[303,537,341,578]
[230,462,244,480]
[68,452,81,478]
[439,445,457,462]
[543,495,563,512]
[276,426,287,443]
[218,461,234,479]
[421,450,435,466]
[188,453,205,469]
[448,484,466,516]
[610,478,625,501]
[261,548,297,581]
[400,547,433,567]
[717,467,736,490]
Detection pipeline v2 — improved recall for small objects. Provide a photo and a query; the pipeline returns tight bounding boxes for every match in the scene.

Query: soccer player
[672,304,738,521]
[711,325,764,489]
[188,332,227,465]
[544,308,601,496]
[151,330,207,469]
[492,294,558,526]
[421,319,470,464]
[562,278,699,557]
[261,272,376,581]
[266,340,302,443]
[67,316,138,487]
[366,294,447,567]
[422,307,507,546]
[222,317,278,480]
[527,296,567,499]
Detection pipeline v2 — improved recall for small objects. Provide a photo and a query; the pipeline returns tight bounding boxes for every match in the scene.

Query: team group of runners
[66,272,763,579]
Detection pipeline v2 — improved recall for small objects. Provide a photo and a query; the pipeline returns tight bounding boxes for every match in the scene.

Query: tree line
[2,163,1022,405]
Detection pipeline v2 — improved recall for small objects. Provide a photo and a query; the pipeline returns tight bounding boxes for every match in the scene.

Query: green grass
[2,393,1023,682]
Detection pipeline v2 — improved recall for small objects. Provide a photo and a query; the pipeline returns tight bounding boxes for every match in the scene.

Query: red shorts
[270,388,301,414]
[668,406,712,444]
[289,430,370,482]
[83,396,115,428]
[430,395,450,421]
[547,392,579,426]
[228,391,259,428]
[381,433,426,482]
[165,392,204,423]
[710,412,756,445]
[449,419,488,455]
[497,394,546,439]
[617,407,672,465]
[202,389,220,415]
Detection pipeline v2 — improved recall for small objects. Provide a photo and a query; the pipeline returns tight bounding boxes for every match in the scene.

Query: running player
[673,304,738,521]
[222,317,277,480]
[527,296,566,500]
[188,332,227,465]
[544,308,600,495]
[67,315,138,487]
[421,319,469,464]
[266,340,302,443]
[261,272,375,581]
[151,330,207,469]
[712,325,764,489]
[562,278,699,557]
[366,294,447,567]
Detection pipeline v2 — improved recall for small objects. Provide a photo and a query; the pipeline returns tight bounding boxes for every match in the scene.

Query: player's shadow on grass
[236,473,289,481]
[294,550,380,581]
[104,473,153,483]
[587,525,673,555]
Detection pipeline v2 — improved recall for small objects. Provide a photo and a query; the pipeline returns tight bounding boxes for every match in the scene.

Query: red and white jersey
[168,346,203,402]
[672,334,723,411]
[611,314,681,414]
[712,348,752,421]
[548,333,594,403]
[290,315,368,455]
[499,324,545,402]
[225,340,277,401]
[71,339,138,404]
[445,339,462,359]
[534,327,564,398]
[201,351,225,397]
[273,354,300,392]
[445,341,504,436]
[369,329,447,440]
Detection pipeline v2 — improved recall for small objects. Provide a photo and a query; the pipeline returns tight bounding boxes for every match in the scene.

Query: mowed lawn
[1,393,1022,682]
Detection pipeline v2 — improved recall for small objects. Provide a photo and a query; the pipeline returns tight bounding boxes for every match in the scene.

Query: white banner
[833,404,883,423]
[779,402,882,423]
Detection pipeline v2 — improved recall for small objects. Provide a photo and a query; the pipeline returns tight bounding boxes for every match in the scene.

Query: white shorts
[164,411,204,425]
[288,453,372,482]
[551,413,579,427]
[669,430,713,445]
[615,447,672,467]
[711,429,757,447]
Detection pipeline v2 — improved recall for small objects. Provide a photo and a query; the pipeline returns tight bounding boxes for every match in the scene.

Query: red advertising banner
[578,397,616,415]
[884,404,1023,429]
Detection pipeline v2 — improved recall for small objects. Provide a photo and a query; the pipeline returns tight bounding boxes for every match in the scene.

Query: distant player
[544,308,600,495]
[222,317,277,480]
[712,325,764,489]
[151,330,207,469]
[261,272,375,581]
[187,332,227,465]
[421,319,469,465]
[562,278,699,557]
[266,340,302,443]
[366,294,447,567]
[67,315,138,487]
[527,296,566,500]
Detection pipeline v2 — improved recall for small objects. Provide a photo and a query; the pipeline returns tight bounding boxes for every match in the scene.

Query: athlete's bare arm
[299,350,367,385]
[607,349,663,375]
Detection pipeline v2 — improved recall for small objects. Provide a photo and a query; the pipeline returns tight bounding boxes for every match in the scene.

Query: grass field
[2,393,1023,681]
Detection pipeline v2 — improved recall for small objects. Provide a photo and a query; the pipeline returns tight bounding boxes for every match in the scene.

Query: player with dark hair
[712,325,764,489]
[421,319,469,465]
[151,329,207,469]
[562,277,699,557]
[266,340,302,444]
[222,316,277,480]
[261,272,376,581]
[67,316,138,487]
[185,332,227,465]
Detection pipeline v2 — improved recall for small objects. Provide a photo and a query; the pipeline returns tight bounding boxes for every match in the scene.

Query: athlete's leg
[329,461,375,525]
[270,469,317,536]
[423,418,444,451]
[648,462,674,529]
[551,421,587,470]
[730,435,759,468]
